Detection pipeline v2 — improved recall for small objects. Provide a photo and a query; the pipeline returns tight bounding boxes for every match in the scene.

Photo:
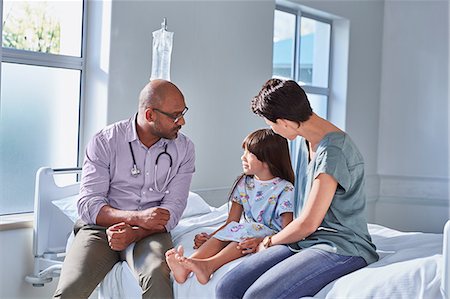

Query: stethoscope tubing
[129,142,173,193]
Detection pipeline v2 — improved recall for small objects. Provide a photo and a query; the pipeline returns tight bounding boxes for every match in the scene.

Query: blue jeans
[216,245,367,299]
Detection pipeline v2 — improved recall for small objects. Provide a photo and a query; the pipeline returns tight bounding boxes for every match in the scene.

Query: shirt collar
[126,113,170,148]
[126,113,138,142]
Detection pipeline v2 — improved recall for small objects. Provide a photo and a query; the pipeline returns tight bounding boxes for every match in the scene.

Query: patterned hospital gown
[214,175,294,242]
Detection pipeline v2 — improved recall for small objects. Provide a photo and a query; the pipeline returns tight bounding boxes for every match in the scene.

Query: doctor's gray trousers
[53,220,173,299]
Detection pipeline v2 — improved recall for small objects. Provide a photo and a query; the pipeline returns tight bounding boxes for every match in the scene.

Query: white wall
[376,0,449,232]
[86,0,275,193]
[290,0,385,222]
[378,0,448,178]
[0,228,59,299]
[97,0,386,200]
[296,0,385,177]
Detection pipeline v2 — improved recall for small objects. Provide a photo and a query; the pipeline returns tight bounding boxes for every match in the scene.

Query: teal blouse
[290,132,379,265]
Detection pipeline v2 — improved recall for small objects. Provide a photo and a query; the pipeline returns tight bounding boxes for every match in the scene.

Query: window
[273,6,331,119]
[0,1,85,215]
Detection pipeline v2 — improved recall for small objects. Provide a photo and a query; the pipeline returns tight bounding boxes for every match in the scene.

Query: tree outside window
[3,1,61,53]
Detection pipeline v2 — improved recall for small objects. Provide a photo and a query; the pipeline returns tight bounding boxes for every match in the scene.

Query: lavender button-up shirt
[77,115,195,231]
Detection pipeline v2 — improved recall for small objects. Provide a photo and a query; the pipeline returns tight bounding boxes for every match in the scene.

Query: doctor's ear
[145,108,156,122]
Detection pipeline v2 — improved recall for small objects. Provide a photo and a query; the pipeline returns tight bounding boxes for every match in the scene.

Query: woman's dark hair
[251,79,313,123]
[242,128,295,184]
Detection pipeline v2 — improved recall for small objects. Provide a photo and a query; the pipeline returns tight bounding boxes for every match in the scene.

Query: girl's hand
[237,237,264,254]
[193,232,210,249]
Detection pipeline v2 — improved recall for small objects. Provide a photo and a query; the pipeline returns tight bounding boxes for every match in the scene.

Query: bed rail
[443,220,450,299]
[25,167,81,287]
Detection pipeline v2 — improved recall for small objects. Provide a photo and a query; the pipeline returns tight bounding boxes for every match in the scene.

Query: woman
[215,79,379,299]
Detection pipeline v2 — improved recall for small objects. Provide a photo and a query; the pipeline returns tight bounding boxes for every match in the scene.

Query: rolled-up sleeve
[159,140,195,231]
[77,133,111,224]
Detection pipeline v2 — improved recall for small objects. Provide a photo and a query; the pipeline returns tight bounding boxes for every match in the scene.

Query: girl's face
[241,147,267,176]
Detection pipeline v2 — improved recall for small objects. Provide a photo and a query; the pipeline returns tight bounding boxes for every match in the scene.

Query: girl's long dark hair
[243,128,295,184]
[227,128,295,202]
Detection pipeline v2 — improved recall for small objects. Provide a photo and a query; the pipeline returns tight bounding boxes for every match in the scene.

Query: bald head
[139,79,184,111]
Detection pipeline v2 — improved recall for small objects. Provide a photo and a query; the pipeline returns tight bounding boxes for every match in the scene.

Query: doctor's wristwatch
[262,235,273,249]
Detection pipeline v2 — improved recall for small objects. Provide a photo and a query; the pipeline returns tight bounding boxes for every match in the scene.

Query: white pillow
[52,194,79,223]
[181,191,213,218]
[52,191,211,223]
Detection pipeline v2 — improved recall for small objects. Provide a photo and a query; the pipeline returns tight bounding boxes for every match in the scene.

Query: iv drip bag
[150,28,174,81]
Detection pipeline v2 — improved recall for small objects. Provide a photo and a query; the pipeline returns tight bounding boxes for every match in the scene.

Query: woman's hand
[193,232,211,249]
[256,239,267,253]
[237,237,264,254]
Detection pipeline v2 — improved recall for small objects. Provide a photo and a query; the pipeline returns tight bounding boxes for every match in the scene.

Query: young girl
[165,128,295,285]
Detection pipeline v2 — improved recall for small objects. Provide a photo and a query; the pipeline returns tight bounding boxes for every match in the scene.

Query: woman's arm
[270,173,338,246]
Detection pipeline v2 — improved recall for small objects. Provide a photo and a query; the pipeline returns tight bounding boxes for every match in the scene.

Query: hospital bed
[27,167,450,298]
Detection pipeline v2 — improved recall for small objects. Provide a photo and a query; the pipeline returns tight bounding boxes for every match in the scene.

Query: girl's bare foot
[181,258,213,285]
[165,248,191,284]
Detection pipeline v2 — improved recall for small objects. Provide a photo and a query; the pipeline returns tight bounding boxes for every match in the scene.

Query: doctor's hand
[106,222,138,251]
[193,232,211,249]
[136,207,170,231]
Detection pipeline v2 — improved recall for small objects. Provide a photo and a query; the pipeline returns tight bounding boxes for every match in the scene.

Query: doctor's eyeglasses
[153,106,189,123]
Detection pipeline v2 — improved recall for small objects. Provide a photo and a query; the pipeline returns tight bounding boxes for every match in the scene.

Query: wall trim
[377,196,449,207]
[365,174,380,203]
[0,213,33,231]
[379,174,449,202]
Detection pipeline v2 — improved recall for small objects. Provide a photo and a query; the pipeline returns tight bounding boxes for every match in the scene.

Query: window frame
[0,0,87,215]
[275,4,332,118]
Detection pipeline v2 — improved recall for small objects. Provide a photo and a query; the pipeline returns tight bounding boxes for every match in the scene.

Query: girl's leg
[190,237,229,259]
[180,241,243,285]
[166,237,228,283]
[243,248,367,299]
[215,245,294,299]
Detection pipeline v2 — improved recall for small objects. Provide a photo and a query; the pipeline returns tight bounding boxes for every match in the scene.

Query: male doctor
[54,79,195,299]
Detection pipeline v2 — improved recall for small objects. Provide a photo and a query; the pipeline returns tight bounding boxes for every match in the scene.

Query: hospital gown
[214,176,294,242]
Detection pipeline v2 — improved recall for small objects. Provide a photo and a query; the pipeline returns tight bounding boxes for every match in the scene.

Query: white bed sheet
[311,224,443,299]
[100,204,445,299]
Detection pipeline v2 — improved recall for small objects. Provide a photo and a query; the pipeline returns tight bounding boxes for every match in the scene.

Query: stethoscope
[128,142,173,193]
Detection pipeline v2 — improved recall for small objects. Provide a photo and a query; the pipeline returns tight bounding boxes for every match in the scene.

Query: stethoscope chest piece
[129,142,141,177]
[131,164,141,177]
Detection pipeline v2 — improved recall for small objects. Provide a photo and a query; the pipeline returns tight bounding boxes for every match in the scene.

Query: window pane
[2,1,83,56]
[0,63,80,215]
[307,93,328,119]
[273,10,296,79]
[299,17,330,87]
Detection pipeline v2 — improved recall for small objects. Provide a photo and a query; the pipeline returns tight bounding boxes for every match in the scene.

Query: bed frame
[25,167,81,286]
[25,167,450,299]
[443,220,450,299]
